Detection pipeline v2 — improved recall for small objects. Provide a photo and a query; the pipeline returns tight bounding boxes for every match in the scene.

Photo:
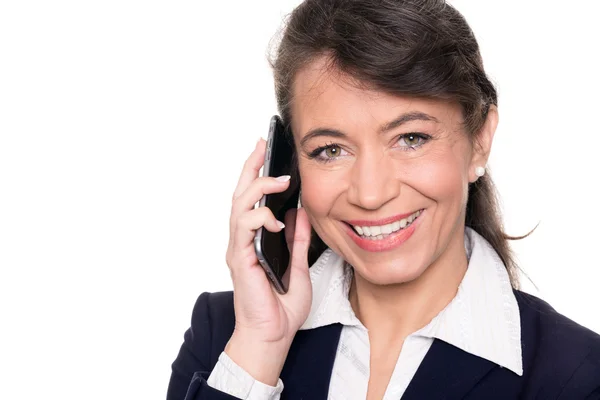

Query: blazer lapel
[280,323,343,400]
[401,338,498,400]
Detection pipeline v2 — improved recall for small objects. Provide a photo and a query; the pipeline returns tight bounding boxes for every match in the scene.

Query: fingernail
[256,137,263,148]
[277,221,285,229]
[275,175,291,182]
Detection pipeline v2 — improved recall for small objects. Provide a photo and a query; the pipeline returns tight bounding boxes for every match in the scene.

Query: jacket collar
[280,323,499,400]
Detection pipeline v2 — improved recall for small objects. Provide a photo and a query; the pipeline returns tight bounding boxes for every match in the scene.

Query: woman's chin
[353,262,425,286]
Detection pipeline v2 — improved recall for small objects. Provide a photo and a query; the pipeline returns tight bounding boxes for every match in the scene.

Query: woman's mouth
[343,209,424,252]
[350,209,422,240]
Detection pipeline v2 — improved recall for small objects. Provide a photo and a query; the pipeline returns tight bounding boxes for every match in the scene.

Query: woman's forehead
[290,58,463,138]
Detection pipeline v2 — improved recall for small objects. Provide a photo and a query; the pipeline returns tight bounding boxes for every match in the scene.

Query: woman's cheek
[399,154,466,204]
[301,183,330,218]
[299,163,345,212]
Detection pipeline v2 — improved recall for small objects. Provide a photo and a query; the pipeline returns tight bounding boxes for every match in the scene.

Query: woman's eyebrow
[379,111,439,133]
[299,111,439,147]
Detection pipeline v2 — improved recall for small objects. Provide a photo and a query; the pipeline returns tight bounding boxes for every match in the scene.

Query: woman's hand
[223,138,313,385]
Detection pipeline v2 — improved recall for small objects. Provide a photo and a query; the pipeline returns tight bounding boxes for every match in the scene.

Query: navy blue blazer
[167,289,600,399]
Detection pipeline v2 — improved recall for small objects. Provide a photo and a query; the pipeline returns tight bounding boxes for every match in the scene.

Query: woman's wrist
[224,330,293,387]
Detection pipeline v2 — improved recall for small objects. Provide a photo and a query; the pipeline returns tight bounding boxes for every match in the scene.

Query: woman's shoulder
[191,290,235,335]
[167,291,235,399]
[513,289,600,345]
[185,291,236,365]
[513,289,600,396]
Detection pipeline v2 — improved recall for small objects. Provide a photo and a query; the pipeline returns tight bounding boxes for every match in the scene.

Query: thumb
[283,208,297,253]
[287,207,312,290]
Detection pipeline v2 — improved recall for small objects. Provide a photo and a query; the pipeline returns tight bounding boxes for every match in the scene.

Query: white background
[1,1,599,399]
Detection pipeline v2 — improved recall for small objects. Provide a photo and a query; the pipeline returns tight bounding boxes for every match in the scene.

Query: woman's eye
[323,145,342,158]
[397,133,429,149]
[406,135,420,146]
[307,143,347,162]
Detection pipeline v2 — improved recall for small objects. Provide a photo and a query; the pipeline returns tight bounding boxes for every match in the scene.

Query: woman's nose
[346,152,400,210]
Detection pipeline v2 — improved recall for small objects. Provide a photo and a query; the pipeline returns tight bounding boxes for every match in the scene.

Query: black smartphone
[254,115,300,294]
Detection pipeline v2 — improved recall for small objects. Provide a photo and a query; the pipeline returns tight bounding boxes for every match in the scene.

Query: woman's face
[291,58,496,285]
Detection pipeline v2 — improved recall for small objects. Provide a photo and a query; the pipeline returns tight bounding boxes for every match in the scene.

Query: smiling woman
[167,1,600,399]
[290,66,492,287]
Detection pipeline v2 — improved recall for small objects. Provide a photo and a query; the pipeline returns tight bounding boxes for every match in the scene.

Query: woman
[167,0,600,399]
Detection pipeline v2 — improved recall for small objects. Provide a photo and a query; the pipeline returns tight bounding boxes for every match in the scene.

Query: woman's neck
[348,229,468,346]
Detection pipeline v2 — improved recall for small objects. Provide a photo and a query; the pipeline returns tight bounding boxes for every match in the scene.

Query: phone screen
[254,115,300,294]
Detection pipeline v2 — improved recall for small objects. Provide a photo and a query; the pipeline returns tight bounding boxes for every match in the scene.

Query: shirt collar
[299,227,523,376]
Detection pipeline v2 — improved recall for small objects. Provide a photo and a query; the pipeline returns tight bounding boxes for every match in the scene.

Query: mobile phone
[254,115,300,294]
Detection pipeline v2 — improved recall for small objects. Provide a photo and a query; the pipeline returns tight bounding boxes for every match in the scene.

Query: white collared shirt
[207,227,523,399]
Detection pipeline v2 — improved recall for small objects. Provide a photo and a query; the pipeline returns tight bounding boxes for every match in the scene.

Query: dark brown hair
[269,0,530,288]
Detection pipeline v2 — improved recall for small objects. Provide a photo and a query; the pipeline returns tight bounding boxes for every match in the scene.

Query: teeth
[381,224,392,234]
[352,209,422,239]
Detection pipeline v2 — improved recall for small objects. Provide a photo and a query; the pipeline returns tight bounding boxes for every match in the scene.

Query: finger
[231,176,291,218]
[284,208,297,252]
[232,138,266,202]
[279,208,298,294]
[232,206,284,254]
[229,176,290,239]
[280,257,292,292]
[287,207,312,291]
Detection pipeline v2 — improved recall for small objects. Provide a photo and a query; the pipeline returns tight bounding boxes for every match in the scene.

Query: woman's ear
[469,104,498,182]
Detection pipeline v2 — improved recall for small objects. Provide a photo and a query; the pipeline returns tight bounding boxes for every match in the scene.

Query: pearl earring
[475,166,486,177]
